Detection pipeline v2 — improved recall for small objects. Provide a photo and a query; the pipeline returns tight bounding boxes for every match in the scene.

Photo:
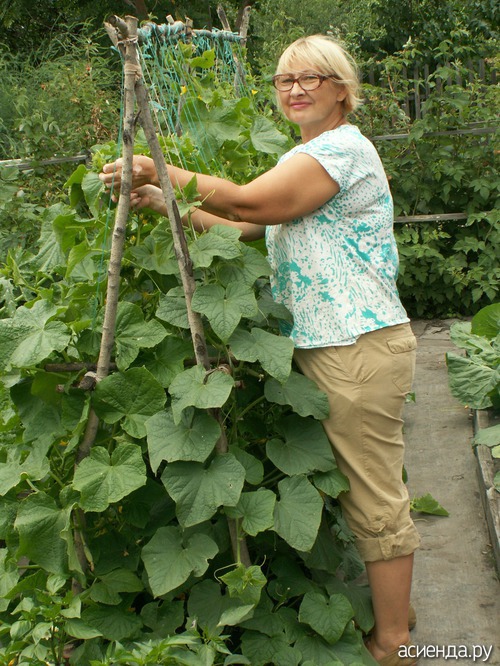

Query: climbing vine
[0,46,376,663]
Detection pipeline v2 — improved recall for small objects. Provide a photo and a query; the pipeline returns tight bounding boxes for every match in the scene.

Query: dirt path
[404,320,500,665]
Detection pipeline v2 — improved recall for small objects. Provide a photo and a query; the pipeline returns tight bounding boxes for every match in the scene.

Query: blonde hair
[276,35,362,114]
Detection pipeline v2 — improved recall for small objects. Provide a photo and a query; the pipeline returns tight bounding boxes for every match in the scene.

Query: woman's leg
[294,324,420,661]
[365,553,413,659]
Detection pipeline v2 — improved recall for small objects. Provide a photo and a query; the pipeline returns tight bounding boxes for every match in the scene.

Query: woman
[100,35,420,666]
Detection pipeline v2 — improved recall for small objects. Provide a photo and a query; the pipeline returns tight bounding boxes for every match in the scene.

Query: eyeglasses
[272,73,335,92]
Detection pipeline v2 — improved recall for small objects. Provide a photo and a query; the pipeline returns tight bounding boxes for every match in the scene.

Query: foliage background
[1,0,498,317]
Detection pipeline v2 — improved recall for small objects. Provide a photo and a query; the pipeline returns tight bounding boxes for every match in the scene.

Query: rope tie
[124,63,143,80]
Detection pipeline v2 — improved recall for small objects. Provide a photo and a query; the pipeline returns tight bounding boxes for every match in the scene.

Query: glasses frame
[271,73,335,92]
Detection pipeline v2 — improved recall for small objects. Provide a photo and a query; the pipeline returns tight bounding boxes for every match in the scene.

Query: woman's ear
[335,84,347,101]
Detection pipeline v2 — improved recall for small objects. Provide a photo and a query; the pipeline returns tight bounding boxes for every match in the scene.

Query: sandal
[376,641,418,666]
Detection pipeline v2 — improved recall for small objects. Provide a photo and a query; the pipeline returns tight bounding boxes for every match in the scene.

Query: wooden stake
[108,16,252,567]
[72,16,140,582]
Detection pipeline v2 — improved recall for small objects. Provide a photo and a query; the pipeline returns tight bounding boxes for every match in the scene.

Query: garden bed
[473,408,500,575]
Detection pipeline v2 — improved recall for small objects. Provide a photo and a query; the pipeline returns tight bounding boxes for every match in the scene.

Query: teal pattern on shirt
[265,124,409,348]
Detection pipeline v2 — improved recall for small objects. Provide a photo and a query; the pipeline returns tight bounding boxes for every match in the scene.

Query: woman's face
[276,60,347,141]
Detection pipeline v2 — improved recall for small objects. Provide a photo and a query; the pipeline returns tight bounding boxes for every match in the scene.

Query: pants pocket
[387,335,417,394]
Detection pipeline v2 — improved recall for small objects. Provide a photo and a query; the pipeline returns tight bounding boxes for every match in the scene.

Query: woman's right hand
[99,155,158,192]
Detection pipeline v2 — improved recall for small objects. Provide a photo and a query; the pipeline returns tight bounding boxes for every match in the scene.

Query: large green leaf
[266,415,336,476]
[299,592,354,644]
[326,578,374,636]
[161,454,245,527]
[182,98,242,158]
[128,222,179,275]
[73,444,147,512]
[299,517,345,575]
[141,335,193,388]
[0,448,51,496]
[64,619,103,640]
[141,599,185,636]
[250,116,291,156]
[0,300,70,371]
[218,244,271,287]
[187,579,230,634]
[449,323,498,360]
[0,549,19,612]
[82,171,104,217]
[329,621,371,665]
[293,635,343,665]
[81,604,143,641]
[64,163,86,188]
[273,476,323,552]
[156,286,190,329]
[10,379,63,449]
[168,364,234,424]
[51,207,93,255]
[90,568,144,605]
[146,408,221,471]
[239,597,285,637]
[471,303,500,339]
[142,526,218,596]
[446,352,499,409]
[189,225,242,268]
[241,630,299,666]
[257,287,293,325]
[473,423,500,448]
[93,367,166,438]
[312,468,350,499]
[14,492,72,575]
[187,579,253,634]
[0,496,22,540]
[192,282,258,341]
[114,302,167,371]
[65,240,100,280]
[218,604,255,629]
[28,223,66,272]
[230,446,264,486]
[0,460,24,496]
[225,489,276,536]
[229,328,294,383]
[265,371,329,419]
[268,557,317,600]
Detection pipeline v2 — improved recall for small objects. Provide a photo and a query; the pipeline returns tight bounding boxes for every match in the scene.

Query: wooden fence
[362,58,497,119]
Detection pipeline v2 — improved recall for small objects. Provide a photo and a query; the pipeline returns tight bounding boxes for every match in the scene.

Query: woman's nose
[290,80,305,94]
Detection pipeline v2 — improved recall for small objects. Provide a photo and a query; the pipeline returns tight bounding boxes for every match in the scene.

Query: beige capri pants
[293,322,421,563]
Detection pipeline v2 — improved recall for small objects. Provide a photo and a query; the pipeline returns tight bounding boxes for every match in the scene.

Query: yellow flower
[180,85,187,95]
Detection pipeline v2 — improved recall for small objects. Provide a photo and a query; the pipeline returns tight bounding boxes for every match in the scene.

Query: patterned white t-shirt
[265,124,409,348]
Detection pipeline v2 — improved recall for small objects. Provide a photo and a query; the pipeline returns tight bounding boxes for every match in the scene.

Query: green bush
[0,24,120,160]
[0,24,122,251]
[354,41,499,317]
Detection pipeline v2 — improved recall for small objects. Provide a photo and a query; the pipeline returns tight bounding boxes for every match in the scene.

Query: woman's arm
[167,154,339,226]
[130,184,265,241]
[101,153,339,227]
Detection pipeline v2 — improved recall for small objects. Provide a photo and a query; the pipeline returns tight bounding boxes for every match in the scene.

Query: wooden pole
[216,3,247,91]
[111,18,251,567]
[72,15,140,584]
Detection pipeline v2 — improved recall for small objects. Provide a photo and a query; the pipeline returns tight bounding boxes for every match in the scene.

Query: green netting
[137,21,251,174]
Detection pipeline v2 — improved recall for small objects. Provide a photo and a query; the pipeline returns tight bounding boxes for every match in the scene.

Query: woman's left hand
[130,185,167,214]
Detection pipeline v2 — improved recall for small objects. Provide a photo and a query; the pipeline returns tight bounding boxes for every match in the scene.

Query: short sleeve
[286,126,385,193]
